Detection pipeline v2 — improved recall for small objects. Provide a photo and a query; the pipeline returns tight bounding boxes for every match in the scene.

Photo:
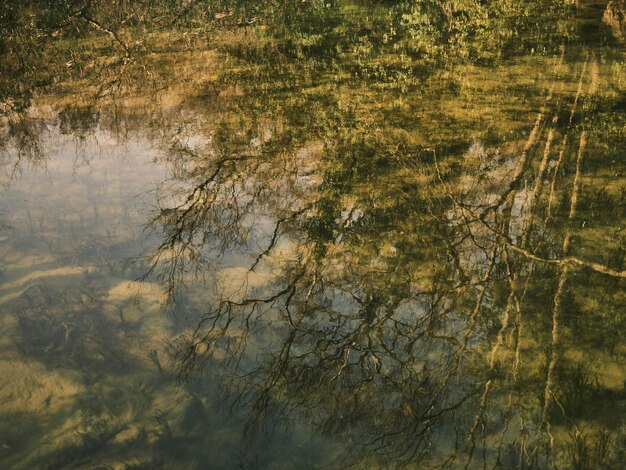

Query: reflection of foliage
[0,0,588,115]
[0,115,47,176]
[0,0,599,171]
[58,105,100,139]
[144,9,625,467]
[604,0,626,42]
[0,0,216,115]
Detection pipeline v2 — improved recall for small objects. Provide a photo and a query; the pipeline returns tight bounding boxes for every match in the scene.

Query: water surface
[1,2,625,469]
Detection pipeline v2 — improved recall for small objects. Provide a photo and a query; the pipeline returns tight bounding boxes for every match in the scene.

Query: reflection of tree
[1,1,625,468]
[145,28,625,468]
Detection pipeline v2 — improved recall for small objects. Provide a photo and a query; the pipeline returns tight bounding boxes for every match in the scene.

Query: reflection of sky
[0,126,173,468]
[2,129,164,248]
[0,124,341,469]
[0,126,168,306]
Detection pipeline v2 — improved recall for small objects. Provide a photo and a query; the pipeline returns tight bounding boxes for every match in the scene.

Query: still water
[1,1,625,469]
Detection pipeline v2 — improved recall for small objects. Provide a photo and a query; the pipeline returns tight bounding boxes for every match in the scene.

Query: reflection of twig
[77,10,152,79]
[154,410,173,440]
[148,349,165,375]
[79,12,134,61]
[443,193,626,278]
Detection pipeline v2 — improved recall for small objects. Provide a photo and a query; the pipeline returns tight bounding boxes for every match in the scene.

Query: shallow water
[1,2,625,469]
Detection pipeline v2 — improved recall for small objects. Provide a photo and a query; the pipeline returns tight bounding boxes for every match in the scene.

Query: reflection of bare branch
[249,205,310,272]
[444,196,626,279]
[144,42,623,468]
[79,12,137,65]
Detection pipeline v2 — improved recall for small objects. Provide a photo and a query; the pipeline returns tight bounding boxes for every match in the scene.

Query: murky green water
[1,1,625,469]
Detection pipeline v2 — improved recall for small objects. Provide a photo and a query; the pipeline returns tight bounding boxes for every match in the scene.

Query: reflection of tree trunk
[540,57,594,460]
[547,59,588,220]
[462,51,570,467]
[536,57,600,465]
[480,50,565,222]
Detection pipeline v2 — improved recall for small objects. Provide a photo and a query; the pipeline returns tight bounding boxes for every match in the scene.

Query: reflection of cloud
[0,263,94,305]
